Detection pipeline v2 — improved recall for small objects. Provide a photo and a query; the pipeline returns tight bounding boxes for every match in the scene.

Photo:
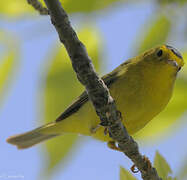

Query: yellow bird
[7,45,184,150]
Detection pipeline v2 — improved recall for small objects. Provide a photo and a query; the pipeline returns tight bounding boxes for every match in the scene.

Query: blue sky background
[1,1,187,180]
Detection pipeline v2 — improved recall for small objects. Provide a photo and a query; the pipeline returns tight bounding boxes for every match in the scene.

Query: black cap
[166,45,183,59]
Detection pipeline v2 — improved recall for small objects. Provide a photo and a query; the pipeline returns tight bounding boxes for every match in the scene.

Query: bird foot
[107,141,122,152]
[131,155,152,173]
[90,125,109,137]
[90,124,101,134]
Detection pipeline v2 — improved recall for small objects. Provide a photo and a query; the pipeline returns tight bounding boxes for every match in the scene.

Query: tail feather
[7,124,59,149]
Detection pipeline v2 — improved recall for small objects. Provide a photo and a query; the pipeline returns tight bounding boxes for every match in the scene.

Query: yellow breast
[91,61,176,141]
[53,58,177,142]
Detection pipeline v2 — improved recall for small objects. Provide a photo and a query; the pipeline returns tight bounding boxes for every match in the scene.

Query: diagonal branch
[42,0,162,179]
[27,0,49,15]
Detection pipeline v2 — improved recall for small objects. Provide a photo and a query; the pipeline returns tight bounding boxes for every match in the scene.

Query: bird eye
[157,50,163,57]
[178,67,181,72]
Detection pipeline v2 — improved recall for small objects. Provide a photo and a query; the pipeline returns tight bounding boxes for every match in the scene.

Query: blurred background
[1,0,187,180]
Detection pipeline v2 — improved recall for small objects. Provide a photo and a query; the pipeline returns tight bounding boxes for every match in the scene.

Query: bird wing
[56,91,88,121]
[56,60,131,122]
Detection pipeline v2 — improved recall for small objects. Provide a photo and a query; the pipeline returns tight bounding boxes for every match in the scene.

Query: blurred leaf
[42,27,101,175]
[177,157,187,180]
[137,15,171,54]
[157,0,187,5]
[120,166,137,180]
[0,31,19,107]
[0,53,16,105]
[0,0,126,16]
[154,151,172,180]
[0,0,33,16]
[59,0,125,13]
[178,0,187,4]
[167,177,177,180]
[180,52,187,77]
[43,45,81,173]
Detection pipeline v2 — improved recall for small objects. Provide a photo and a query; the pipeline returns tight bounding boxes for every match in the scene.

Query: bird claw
[104,127,109,135]
[143,155,152,170]
[130,155,152,173]
[131,164,139,173]
[107,141,122,152]
[90,125,101,134]
[90,124,109,137]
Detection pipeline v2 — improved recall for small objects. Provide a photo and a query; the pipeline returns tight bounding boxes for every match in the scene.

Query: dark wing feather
[56,60,131,122]
[56,91,88,121]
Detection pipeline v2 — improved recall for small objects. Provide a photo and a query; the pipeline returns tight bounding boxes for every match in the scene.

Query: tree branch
[42,0,162,179]
[27,0,49,15]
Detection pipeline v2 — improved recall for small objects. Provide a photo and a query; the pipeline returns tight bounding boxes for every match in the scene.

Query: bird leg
[90,125,109,136]
[90,124,101,134]
[104,127,109,135]
[131,155,152,173]
[107,141,122,152]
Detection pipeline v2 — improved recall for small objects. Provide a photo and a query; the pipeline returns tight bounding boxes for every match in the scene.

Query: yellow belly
[50,72,175,142]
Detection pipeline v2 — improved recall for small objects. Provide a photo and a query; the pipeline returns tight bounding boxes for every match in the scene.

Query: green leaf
[42,27,101,176]
[177,156,187,180]
[168,177,177,180]
[154,151,172,179]
[120,166,137,180]
[59,0,125,13]
[0,53,15,99]
[137,15,171,54]
[179,52,187,78]
[43,45,81,174]
[0,0,126,16]
[0,31,19,107]
[0,0,33,16]
[158,0,187,5]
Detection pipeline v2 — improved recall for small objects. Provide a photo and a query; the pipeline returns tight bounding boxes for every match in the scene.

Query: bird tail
[6,122,59,149]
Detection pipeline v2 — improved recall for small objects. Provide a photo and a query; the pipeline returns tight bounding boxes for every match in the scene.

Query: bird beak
[167,59,178,67]
[167,59,182,72]
[165,45,184,72]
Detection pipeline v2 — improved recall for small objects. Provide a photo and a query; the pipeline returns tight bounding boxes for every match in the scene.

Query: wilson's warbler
[7,45,184,149]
